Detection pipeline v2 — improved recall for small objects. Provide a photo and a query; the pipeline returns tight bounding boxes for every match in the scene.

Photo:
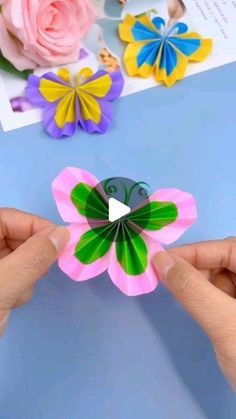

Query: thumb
[153,252,236,341]
[0,226,69,308]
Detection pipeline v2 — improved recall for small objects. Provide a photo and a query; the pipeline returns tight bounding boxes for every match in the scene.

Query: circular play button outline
[85,176,151,242]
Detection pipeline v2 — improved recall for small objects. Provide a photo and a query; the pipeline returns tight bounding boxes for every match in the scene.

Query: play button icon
[108,197,131,222]
[85,176,151,242]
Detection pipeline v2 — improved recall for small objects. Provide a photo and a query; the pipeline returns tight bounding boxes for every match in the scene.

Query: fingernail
[48,227,70,254]
[39,226,70,254]
[152,252,175,281]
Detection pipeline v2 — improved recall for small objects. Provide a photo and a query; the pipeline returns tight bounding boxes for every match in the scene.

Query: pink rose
[0,0,97,71]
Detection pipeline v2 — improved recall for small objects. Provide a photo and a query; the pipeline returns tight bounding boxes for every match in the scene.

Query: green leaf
[116,223,148,275]
[71,182,108,220]
[128,201,178,230]
[0,53,32,80]
[75,225,114,264]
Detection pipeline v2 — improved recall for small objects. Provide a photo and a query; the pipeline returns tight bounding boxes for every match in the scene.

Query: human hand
[0,208,69,337]
[153,239,236,390]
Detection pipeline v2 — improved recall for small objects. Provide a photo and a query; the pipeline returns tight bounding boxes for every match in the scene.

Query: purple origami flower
[25,67,124,138]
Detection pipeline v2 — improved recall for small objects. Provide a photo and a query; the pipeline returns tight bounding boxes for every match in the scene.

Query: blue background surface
[0,63,236,418]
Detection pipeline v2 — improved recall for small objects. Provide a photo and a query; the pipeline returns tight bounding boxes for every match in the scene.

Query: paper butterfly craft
[26,68,124,138]
[52,168,197,296]
[119,14,213,87]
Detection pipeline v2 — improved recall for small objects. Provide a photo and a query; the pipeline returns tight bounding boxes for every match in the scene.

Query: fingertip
[48,226,70,255]
[38,226,70,255]
[152,251,175,282]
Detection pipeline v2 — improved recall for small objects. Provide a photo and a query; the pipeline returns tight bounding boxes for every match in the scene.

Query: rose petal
[0,15,35,71]
[1,0,96,67]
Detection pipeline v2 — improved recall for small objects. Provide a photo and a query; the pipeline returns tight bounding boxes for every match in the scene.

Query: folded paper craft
[25,68,124,138]
[52,168,197,296]
[119,14,213,87]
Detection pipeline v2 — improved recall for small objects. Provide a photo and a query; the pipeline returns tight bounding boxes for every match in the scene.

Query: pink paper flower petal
[145,189,197,245]
[59,223,110,281]
[53,167,198,296]
[52,167,100,223]
[108,233,163,296]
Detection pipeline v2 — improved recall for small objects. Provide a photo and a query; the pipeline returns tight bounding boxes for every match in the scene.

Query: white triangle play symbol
[109,198,131,222]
